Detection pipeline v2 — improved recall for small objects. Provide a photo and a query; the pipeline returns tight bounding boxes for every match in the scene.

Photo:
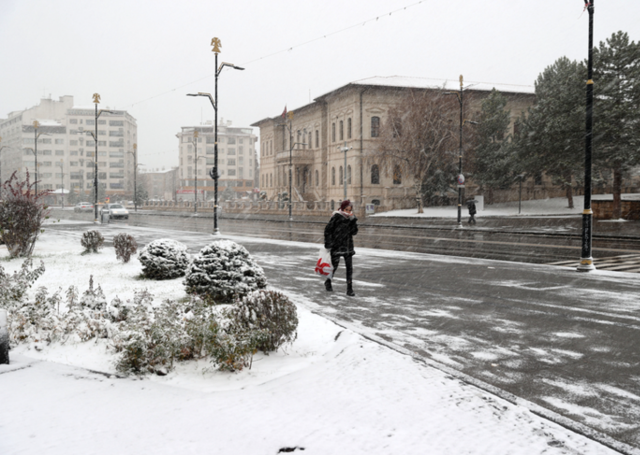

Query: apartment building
[176,119,258,201]
[0,95,137,198]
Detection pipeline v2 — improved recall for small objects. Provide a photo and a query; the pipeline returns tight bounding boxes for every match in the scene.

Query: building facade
[252,76,536,210]
[0,95,137,199]
[139,167,179,201]
[176,120,258,201]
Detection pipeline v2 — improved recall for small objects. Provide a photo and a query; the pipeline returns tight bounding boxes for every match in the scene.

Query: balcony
[275,149,315,165]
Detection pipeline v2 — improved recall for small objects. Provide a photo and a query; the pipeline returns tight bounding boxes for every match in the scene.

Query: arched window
[347,165,352,184]
[371,164,380,184]
[339,120,344,141]
[309,132,312,149]
[315,170,319,186]
[331,167,336,186]
[347,118,352,139]
[315,130,319,148]
[371,116,380,138]
[332,123,336,142]
[339,166,343,185]
[393,165,402,184]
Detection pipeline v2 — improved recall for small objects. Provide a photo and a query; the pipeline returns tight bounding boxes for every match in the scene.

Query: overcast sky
[1,0,639,169]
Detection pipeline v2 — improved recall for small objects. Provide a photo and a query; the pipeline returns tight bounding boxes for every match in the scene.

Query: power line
[126,0,427,109]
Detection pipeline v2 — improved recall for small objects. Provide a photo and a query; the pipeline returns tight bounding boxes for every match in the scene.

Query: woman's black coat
[324,212,358,256]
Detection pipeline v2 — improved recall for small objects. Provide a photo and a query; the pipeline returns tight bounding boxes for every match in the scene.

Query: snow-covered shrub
[79,276,107,311]
[113,233,138,263]
[0,258,45,310]
[81,230,104,253]
[0,171,50,258]
[184,240,267,303]
[229,290,298,353]
[138,239,190,280]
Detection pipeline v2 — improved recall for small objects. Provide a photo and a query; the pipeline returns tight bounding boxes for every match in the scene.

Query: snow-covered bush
[138,239,190,280]
[0,171,50,258]
[113,233,138,263]
[229,290,298,353]
[81,230,104,253]
[184,240,267,303]
[0,258,45,310]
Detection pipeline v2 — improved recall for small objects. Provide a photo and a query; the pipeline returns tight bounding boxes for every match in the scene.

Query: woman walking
[324,200,358,296]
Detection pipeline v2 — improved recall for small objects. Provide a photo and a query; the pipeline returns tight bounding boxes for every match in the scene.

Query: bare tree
[374,89,458,213]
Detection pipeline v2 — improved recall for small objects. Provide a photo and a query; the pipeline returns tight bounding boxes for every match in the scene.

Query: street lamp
[127,143,138,212]
[277,112,307,221]
[56,160,64,208]
[30,120,49,195]
[578,0,596,272]
[186,36,244,235]
[80,94,115,223]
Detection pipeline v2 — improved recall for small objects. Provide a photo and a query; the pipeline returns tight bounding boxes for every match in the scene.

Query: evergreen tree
[514,57,585,208]
[473,89,513,197]
[593,31,640,218]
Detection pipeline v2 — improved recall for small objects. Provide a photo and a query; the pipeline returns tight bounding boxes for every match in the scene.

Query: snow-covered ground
[372,194,640,218]
[0,227,625,455]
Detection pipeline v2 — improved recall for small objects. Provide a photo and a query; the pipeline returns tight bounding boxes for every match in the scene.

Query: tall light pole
[33,121,42,195]
[82,94,115,223]
[445,76,466,228]
[186,37,244,235]
[0,136,5,186]
[127,143,138,212]
[578,0,596,272]
[278,112,307,221]
[56,160,64,208]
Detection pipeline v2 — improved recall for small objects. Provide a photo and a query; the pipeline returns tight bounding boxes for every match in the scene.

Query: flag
[281,106,287,119]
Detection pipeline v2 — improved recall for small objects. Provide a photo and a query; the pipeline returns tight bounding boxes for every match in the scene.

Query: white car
[100,203,129,220]
[74,202,94,213]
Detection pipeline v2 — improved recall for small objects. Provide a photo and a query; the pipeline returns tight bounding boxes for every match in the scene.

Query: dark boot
[325,279,333,292]
[346,282,355,296]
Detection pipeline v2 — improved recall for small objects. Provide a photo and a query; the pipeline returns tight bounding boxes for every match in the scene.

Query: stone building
[176,120,258,201]
[252,76,535,211]
[0,95,137,199]
[139,167,179,201]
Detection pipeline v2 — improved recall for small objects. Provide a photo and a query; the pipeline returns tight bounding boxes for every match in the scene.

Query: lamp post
[578,0,596,272]
[0,136,5,186]
[186,37,244,235]
[80,94,115,223]
[445,76,469,228]
[277,112,307,221]
[127,143,138,212]
[56,160,64,208]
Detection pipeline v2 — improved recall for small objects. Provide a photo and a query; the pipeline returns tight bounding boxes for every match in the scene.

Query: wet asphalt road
[47,211,640,452]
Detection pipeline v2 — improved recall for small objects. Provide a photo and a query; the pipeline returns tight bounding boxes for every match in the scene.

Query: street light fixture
[191,130,207,214]
[80,94,115,223]
[339,142,353,201]
[186,36,244,235]
[578,0,596,272]
[126,143,138,212]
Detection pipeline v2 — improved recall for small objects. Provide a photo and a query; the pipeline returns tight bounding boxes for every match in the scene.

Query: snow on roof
[348,75,535,95]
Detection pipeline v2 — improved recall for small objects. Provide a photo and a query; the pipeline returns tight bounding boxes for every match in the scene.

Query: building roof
[344,75,535,95]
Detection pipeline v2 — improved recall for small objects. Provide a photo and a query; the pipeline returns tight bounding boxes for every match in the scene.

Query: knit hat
[339,200,352,211]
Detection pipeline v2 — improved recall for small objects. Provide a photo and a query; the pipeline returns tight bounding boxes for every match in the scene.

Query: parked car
[100,203,129,220]
[74,202,94,213]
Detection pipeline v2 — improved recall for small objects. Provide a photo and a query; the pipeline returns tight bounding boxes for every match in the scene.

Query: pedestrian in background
[467,199,477,225]
[324,199,358,296]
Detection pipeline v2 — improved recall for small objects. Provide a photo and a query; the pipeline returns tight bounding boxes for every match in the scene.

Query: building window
[309,132,312,149]
[347,118,352,139]
[331,167,335,186]
[339,121,344,141]
[371,165,380,184]
[315,130,319,148]
[55,138,64,144]
[332,123,336,142]
[339,166,343,185]
[393,165,402,184]
[347,165,352,184]
[371,117,380,138]
[55,150,64,156]
[315,170,319,186]
[69,119,78,124]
